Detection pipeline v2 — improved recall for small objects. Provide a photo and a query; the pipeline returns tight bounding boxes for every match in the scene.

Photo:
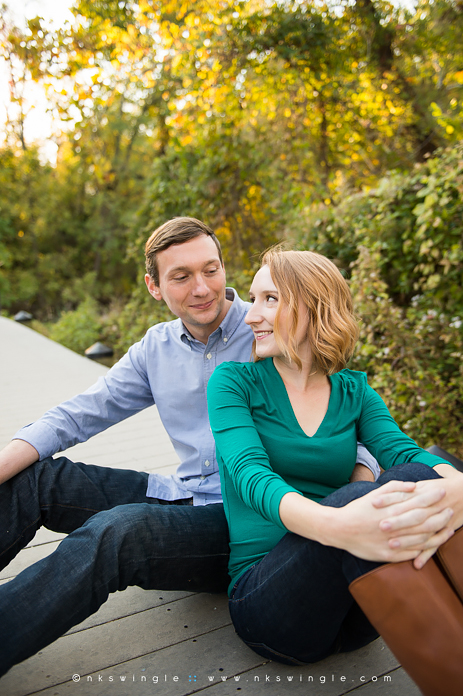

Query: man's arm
[350,463,375,483]
[0,337,155,485]
[0,440,39,485]
[355,442,380,480]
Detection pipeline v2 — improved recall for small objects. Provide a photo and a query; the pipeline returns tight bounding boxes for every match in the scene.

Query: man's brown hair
[145,217,223,285]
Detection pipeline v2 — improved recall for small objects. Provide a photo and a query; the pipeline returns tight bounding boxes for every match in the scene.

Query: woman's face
[245,265,310,361]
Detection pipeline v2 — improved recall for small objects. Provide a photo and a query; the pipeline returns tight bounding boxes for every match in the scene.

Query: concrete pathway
[0,317,421,696]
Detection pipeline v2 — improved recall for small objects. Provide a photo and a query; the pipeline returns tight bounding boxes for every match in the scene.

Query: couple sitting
[0,218,462,695]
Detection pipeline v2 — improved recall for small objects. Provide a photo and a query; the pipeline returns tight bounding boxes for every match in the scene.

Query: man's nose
[191,274,209,295]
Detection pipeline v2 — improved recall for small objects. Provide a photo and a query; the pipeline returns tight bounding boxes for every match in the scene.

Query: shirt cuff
[12,421,61,461]
[356,442,381,480]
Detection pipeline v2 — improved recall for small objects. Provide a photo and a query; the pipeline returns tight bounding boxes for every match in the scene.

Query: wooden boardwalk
[0,317,421,696]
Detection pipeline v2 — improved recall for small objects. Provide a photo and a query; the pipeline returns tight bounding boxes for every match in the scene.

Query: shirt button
[205,460,210,467]
[223,337,228,343]
[200,475,206,480]
[206,353,212,359]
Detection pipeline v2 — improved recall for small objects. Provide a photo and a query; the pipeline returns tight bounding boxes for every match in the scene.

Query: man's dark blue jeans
[228,462,442,665]
[0,456,230,676]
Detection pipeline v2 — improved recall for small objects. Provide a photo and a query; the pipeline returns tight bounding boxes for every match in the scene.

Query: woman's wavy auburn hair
[254,248,359,375]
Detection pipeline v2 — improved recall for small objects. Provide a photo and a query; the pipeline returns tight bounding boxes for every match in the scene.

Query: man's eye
[173,275,188,281]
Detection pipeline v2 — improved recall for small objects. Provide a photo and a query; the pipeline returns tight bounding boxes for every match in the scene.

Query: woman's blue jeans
[0,456,230,676]
[229,462,442,665]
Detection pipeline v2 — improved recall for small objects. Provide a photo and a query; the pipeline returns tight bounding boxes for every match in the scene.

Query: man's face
[145,235,229,342]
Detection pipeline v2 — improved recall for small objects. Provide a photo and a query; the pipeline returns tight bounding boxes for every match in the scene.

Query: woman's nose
[245,304,261,325]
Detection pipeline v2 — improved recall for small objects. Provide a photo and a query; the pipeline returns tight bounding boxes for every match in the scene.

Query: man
[0,217,380,675]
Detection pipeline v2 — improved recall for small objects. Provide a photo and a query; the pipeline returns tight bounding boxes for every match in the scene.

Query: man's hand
[0,440,39,485]
[332,480,454,566]
[372,469,463,568]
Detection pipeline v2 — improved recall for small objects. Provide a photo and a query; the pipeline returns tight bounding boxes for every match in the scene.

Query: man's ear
[145,274,162,301]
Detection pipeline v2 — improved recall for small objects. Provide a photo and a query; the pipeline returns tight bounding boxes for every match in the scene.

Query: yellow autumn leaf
[172,53,183,70]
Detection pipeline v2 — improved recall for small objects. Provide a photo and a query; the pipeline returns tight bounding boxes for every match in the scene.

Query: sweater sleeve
[207,363,301,529]
[357,378,451,470]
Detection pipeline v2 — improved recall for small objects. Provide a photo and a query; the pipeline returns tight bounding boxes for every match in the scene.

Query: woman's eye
[266,295,277,303]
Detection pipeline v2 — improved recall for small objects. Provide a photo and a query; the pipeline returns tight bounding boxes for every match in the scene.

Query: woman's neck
[273,355,325,392]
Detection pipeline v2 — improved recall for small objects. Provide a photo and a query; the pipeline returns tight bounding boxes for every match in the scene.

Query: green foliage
[295,143,463,313]
[291,144,463,456]
[350,247,463,458]
[48,297,102,354]
[102,283,175,359]
[135,132,287,272]
[1,0,463,449]
[3,0,463,321]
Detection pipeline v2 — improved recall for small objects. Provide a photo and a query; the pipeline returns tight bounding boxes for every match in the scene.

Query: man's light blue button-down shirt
[14,288,380,504]
[14,289,253,505]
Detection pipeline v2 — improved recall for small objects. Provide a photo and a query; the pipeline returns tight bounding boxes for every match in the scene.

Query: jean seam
[41,503,105,513]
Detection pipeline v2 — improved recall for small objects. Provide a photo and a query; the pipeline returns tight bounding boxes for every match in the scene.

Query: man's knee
[82,503,154,541]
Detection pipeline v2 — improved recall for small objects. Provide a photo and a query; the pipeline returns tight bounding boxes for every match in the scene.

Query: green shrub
[290,143,463,457]
[48,297,102,355]
[102,282,175,359]
[350,247,462,457]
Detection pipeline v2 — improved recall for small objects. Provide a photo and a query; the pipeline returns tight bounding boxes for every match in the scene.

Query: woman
[207,249,463,695]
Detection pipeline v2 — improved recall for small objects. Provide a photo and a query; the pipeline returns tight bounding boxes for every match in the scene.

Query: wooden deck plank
[25,528,66,547]
[0,540,62,581]
[64,588,194,635]
[15,630,408,696]
[0,594,231,696]
[194,638,400,695]
[351,667,421,695]
[9,625,264,696]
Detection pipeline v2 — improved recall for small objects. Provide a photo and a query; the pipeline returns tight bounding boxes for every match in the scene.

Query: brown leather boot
[349,558,463,696]
[436,526,463,601]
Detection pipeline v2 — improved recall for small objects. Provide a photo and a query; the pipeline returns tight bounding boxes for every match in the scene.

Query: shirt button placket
[203,345,216,479]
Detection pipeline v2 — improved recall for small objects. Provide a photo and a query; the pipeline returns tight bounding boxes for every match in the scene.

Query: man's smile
[190,299,215,310]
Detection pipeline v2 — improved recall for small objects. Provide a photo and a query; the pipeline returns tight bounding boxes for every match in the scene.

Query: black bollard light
[14,311,34,322]
[84,342,114,360]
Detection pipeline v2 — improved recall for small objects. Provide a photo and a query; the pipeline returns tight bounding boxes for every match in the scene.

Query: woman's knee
[377,461,441,485]
[319,480,378,509]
